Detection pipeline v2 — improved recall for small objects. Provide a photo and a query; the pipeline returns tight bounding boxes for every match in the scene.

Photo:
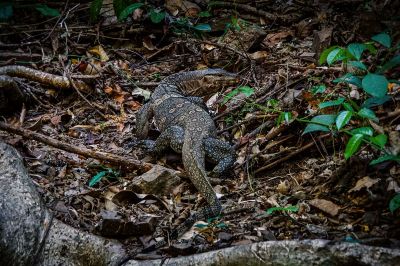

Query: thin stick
[254,133,331,174]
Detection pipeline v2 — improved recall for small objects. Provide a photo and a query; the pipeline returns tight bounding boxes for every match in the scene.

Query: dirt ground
[0,0,399,258]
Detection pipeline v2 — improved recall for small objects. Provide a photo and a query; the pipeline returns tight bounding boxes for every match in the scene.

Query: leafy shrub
[90,0,211,34]
[303,32,400,163]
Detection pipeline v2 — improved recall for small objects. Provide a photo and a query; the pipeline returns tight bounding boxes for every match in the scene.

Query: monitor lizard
[135,69,237,252]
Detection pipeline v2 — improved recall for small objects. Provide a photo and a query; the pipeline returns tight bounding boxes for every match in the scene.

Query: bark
[125,239,400,266]
[0,142,128,266]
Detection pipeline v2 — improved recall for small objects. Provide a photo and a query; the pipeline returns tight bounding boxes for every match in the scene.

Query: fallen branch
[209,1,277,20]
[0,122,152,172]
[0,65,91,92]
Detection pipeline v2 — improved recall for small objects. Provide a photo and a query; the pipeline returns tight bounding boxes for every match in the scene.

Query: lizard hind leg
[204,137,236,177]
[154,125,184,154]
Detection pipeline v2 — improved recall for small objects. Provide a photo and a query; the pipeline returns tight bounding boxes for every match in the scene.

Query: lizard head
[177,68,238,97]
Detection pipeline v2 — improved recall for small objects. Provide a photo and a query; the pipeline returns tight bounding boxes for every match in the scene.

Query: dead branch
[209,1,277,20]
[0,122,152,172]
[0,65,92,92]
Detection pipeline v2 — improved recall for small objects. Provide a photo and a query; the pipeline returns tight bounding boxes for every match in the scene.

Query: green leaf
[364,42,377,55]
[358,108,378,121]
[362,73,388,98]
[351,127,373,136]
[150,9,165,23]
[35,4,60,17]
[319,46,339,65]
[118,3,144,20]
[267,99,279,107]
[347,43,366,61]
[284,112,292,124]
[362,95,391,108]
[198,11,211,17]
[342,102,355,112]
[344,134,364,159]
[113,0,131,17]
[89,171,108,187]
[277,112,292,126]
[0,3,13,21]
[318,97,345,109]
[266,205,299,215]
[370,134,387,148]
[333,73,362,88]
[238,86,255,97]
[194,23,211,32]
[372,32,391,48]
[389,194,400,213]
[370,154,400,165]
[311,84,326,94]
[327,47,345,65]
[194,223,209,228]
[216,222,228,228]
[348,61,367,71]
[378,55,400,74]
[303,114,336,134]
[223,86,254,104]
[90,0,103,21]
[336,111,352,130]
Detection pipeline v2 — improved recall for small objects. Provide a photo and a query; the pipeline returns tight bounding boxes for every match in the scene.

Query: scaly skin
[136,69,237,252]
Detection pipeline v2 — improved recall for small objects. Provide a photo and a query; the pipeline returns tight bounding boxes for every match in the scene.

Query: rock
[130,165,182,196]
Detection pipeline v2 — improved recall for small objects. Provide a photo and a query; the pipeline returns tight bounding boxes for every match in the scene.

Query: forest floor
[0,0,399,259]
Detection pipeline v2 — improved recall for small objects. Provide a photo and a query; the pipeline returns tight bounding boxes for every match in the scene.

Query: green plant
[88,166,120,187]
[302,32,400,163]
[90,0,212,35]
[390,193,400,213]
[0,2,60,21]
[222,85,254,104]
[266,205,299,215]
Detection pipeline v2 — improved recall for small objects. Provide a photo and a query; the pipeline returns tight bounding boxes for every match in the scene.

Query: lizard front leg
[186,96,208,111]
[135,102,153,139]
[204,137,235,177]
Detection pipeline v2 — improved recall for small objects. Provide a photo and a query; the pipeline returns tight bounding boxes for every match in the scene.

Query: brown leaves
[349,176,380,193]
[309,199,341,217]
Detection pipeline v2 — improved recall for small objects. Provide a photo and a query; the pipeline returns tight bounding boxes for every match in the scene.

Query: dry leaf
[143,36,156,51]
[263,31,293,46]
[88,45,109,62]
[125,100,142,111]
[50,115,62,126]
[309,198,340,216]
[277,180,289,194]
[104,86,113,94]
[349,176,380,193]
[249,51,268,61]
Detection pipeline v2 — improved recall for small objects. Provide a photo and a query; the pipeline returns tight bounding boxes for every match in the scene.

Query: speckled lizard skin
[135,69,237,252]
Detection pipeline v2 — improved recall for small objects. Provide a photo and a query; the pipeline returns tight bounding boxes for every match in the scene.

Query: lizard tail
[142,130,222,253]
[182,130,222,220]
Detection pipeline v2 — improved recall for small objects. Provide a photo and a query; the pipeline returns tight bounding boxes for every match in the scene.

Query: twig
[0,122,152,171]
[66,73,106,119]
[188,39,249,60]
[209,1,277,20]
[254,133,331,174]
[236,129,293,169]
[233,120,274,149]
